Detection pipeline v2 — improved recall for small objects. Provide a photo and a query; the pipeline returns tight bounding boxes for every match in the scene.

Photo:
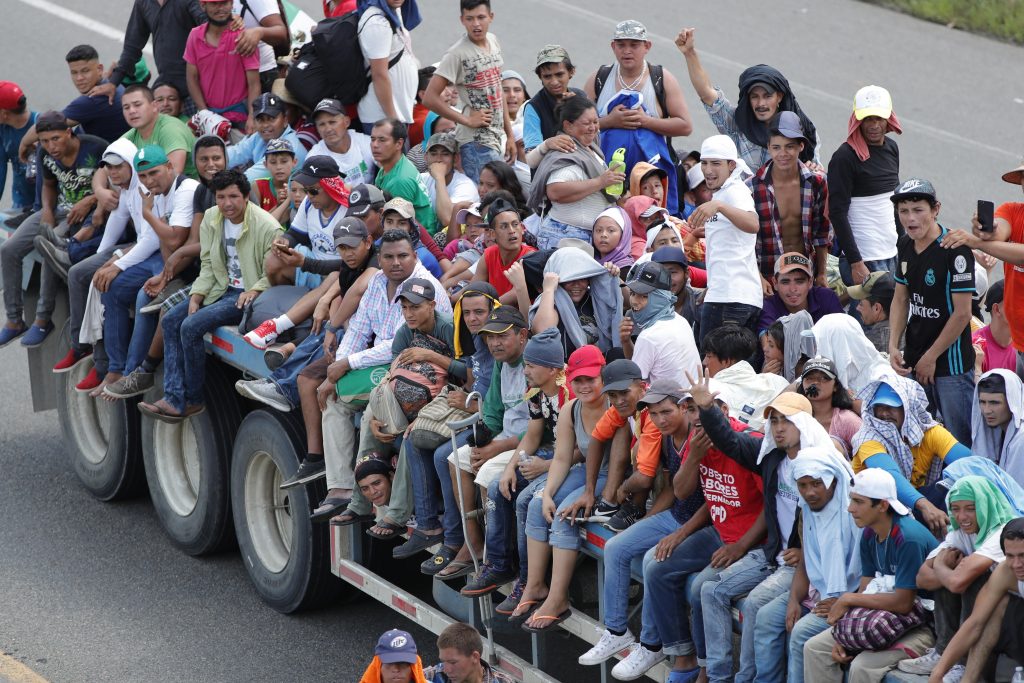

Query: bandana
[845,111,903,163]
[946,475,1018,546]
[318,175,350,207]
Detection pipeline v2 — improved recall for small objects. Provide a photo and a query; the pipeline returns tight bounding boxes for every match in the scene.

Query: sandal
[393,529,443,560]
[329,510,374,527]
[310,496,351,523]
[365,520,405,540]
[435,560,473,580]
[138,399,186,424]
[420,546,459,575]
[521,608,572,633]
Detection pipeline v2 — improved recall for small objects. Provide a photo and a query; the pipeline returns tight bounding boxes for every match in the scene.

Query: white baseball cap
[686,164,705,190]
[853,85,892,121]
[850,468,910,516]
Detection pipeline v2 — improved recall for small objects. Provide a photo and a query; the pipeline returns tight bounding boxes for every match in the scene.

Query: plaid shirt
[423,661,515,683]
[747,160,832,280]
[334,263,451,370]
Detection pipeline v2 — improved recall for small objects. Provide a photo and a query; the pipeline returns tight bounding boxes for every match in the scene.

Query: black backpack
[284,41,332,111]
[311,10,403,106]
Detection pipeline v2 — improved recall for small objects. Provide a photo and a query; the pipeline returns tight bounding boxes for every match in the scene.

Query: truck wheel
[56,340,144,501]
[231,409,343,613]
[141,363,241,555]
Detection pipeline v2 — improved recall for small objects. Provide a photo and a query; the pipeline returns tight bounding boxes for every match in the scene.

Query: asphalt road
[1,1,1023,681]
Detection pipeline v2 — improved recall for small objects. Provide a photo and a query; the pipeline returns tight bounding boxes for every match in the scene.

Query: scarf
[318,175,350,207]
[791,446,862,598]
[756,407,837,465]
[453,281,499,358]
[846,112,903,163]
[778,310,814,382]
[527,87,588,142]
[594,206,634,269]
[527,137,612,217]
[359,655,428,683]
[811,313,894,396]
[971,369,1024,480]
[644,221,682,252]
[942,456,1024,517]
[946,476,1018,547]
[852,377,941,485]
[357,0,422,31]
[624,195,657,259]
[631,288,677,332]
[735,65,818,162]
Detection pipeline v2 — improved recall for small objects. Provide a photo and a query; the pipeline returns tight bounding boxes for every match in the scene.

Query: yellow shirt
[852,425,959,488]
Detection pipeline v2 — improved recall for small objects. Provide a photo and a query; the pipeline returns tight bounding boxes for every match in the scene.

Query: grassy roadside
[860,0,1024,44]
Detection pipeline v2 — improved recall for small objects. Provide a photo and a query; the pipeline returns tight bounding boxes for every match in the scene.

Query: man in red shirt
[471,198,535,303]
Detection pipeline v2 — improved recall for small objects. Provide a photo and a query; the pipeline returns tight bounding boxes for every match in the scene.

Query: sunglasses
[303,186,320,196]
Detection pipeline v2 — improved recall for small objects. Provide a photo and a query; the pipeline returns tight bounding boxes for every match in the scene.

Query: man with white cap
[688,134,761,346]
[803,468,938,682]
[827,85,902,288]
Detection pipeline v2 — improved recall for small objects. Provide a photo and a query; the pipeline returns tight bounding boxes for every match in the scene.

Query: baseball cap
[486,198,520,225]
[333,217,370,248]
[0,81,24,110]
[748,81,777,95]
[774,252,813,278]
[293,155,341,186]
[613,20,649,41]
[652,246,688,268]
[263,137,295,157]
[100,138,138,167]
[536,44,570,69]
[35,110,70,133]
[312,98,345,117]
[626,261,672,294]
[382,197,415,220]
[890,177,937,204]
[850,468,910,516]
[870,382,903,409]
[846,271,896,301]
[425,132,458,154]
[601,359,644,394]
[762,391,812,418]
[686,164,705,190]
[252,92,284,118]
[770,110,807,144]
[133,144,170,172]
[348,184,386,217]
[639,379,690,408]
[639,204,670,220]
[374,629,418,665]
[397,277,436,305]
[800,356,838,381]
[455,202,484,228]
[566,344,605,382]
[479,306,528,335]
[853,85,893,121]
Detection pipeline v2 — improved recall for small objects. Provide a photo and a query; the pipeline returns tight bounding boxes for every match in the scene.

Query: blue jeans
[100,252,164,374]
[270,329,325,407]
[699,301,761,349]
[536,215,593,251]
[641,525,721,656]
[430,429,473,547]
[514,473,547,583]
[701,549,777,682]
[484,448,553,574]
[920,371,974,447]
[752,591,820,683]
[604,509,680,633]
[733,565,795,683]
[161,290,243,411]
[786,610,827,683]
[458,141,502,185]
[548,477,607,551]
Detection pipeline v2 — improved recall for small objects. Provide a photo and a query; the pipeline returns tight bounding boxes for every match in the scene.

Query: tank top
[595,62,660,117]
[572,398,611,473]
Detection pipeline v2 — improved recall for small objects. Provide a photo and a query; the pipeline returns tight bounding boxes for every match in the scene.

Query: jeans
[699,301,761,349]
[640,525,722,657]
[1,208,62,323]
[920,371,974,447]
[161,291,243,411]
[785,610,828,683]
[67,246,124,352]
[484,447,553,574]
[270,330,325,407]
[100,252,163,374]
[432,429,473,547]
[514,474,548,583]
[752,590,805,683]
[458,141,502,185]
[603,510,680,634]
[536,215,592,251]
[524,463,587,543]
[547,476,608,551]
[933,577,986,654]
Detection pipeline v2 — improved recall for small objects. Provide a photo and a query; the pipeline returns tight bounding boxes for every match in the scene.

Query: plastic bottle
[606,147,626,197]
[518,450,531,465]
[1012,666,1023,683]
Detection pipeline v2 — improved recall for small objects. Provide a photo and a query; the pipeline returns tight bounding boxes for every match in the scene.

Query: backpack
[594,63,679,163]
[284,41,332,111]
[239,0,292,58]
[310,9,403,106]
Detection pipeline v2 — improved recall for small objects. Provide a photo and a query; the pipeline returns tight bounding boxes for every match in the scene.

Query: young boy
[251,137,297,225]
[227,92,307,182]
[521,45,585,152]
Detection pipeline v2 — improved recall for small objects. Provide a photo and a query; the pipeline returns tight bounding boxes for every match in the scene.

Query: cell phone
[978,200,995,232]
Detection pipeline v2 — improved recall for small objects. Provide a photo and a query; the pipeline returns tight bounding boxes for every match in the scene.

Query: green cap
[134,144,169,172]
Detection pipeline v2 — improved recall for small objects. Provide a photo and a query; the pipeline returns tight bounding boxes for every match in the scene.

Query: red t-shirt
[996,202,1024,352]
[689,418,765,545]
[255,178,279,213]
[484,244,536,296]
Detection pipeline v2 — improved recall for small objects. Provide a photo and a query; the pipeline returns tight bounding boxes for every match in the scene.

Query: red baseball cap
[0,81,24,111]
[566,344,606,382]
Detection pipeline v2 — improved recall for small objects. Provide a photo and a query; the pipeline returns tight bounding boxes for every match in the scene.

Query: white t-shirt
[308,133,375,187]
[775,455,800,563]
[703,177,762,307]
[290,198,348,259]
[546,163,609,230]
[420,170,479,213]
[234,0,280,74]
[357,7,418,124]
[928,524,1008,565]
[632,314,700,386]
[224,219,244,288]
[116,176,199,271]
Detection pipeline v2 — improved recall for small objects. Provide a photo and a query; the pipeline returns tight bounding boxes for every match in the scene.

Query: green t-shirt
[375,155,438,234]
[122,113,197,179]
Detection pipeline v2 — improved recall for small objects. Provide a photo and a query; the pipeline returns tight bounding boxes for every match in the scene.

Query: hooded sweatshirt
[629,161,668,208]
[971,369,1024,482]
[96,138,142,254]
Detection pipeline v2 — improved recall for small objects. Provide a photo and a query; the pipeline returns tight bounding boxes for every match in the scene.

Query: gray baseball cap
[639,379,690,408]
[890,177,937,204]
[613,20,649,41]
[425,132,458,154]
[333,217,369,248]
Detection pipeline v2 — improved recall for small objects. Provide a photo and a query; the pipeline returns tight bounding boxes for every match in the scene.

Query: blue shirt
[227,125,308,182]
[63,80,130,143]
[0,111,36,209]
[470,335,495,398]
[859,515,938,592]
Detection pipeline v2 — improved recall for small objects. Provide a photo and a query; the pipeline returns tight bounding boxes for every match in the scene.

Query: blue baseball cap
[870,383,903,408]
[651,246,689,268]
[374,629,418,664]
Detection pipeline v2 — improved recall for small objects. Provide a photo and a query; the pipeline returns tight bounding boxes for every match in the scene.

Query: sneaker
[75,367,102,393]
[53,347,92,373]
[943,664,965,683]
[494,579,526,615]
[243,319,279,350]
[3,209,31,229]
[235,378,292,412]
[34,236,71,282]
[139,279,185,314]
[588,498,620,523]
[579,629,635,666]
[460,564,517,597]
[610,642,666,681]
[0,322,27,349]
[20,321,54,348]
[605,500,645,533]
[279,457,326,489]
[897,647,940,674]
[103,370,155,399]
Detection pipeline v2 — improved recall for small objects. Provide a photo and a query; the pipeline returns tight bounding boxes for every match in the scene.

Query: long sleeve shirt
[826,138,900,264]
[111,0,206,95]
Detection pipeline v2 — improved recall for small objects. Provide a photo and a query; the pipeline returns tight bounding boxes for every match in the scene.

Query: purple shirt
[758,286,844,334]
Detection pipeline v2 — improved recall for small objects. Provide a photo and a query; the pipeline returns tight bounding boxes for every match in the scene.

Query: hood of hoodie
[103,138,140,192]
[629,161,668,208]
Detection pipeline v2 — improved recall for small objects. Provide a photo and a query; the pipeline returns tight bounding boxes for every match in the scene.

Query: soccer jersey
[894,228,975,376]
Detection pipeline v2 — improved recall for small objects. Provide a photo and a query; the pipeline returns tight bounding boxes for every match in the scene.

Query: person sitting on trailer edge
[422,622,515,682]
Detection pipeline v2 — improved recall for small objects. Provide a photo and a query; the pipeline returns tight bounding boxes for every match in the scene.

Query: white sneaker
[943,664,965,683]
[610,642,665,681]
[579,629,635,665]
[897,647,940,674]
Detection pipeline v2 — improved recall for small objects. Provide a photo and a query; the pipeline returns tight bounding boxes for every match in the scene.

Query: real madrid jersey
[894,227,975,377]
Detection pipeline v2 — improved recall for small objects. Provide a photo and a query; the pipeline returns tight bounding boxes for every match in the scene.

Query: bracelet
[324,322,338,334]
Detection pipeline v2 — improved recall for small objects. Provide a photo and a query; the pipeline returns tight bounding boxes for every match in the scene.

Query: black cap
[478,306,527,335]
[601,359,644,394]
[36,110,70,133]
[333,217,370,248]
[252,93,285,118]
[651,246,688,268]
[800,356,838,380]
[348,184,386,217]
[293,155,341,186]
[486,198,519,226]
[312,98,345,116]
[626,261,673,294]
[890,177,937,204]
[638,379,690,408]
[397,277,436,304]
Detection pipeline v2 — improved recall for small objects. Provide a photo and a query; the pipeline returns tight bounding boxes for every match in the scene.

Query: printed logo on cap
[898,178,924,193]
[389,635,407,649]
[308,164,319,174]
[349,190,362,204]
[410,284,425,295]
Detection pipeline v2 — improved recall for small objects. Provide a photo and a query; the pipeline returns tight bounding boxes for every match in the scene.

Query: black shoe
[279,457,326,489]
[605,500,645,533]
[588,498,620,523]
[3,209,31,229]
[34,236,71,282]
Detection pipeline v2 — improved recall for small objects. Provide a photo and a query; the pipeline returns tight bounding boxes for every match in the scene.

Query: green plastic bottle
[606,147,626,197]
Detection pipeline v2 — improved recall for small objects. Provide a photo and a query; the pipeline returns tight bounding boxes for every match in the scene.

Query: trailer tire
[231,409,344,613]
[141,363,241,555]
[56,333,144,501]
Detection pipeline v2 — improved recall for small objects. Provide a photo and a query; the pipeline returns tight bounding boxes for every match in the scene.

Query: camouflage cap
[535,44,570,69]
[613,19,649,41]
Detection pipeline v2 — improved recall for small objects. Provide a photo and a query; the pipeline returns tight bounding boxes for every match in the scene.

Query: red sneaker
[243,319,278,350]
[53,348,92,373]
[75,367,102,393]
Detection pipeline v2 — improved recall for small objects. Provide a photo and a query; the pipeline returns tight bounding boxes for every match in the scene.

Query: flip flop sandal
[365,520,405,540]
[435,560,473,581]
[504,599,542,624]
[329,510,375,527]
[392,529,443,560]
[521,609,572,633]
[138,400,185,424]
[310,496,352,523]
[420,546,459,575]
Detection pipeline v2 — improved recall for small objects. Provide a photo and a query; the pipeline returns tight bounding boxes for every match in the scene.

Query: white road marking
[14,0,153,56]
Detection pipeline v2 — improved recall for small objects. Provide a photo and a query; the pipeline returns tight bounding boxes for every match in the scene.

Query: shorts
[449,445,515,490]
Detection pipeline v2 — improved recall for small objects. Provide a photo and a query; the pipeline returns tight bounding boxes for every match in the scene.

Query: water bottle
[518,450,531,466]
[606,147,626,197]
[1012,666,1023,683]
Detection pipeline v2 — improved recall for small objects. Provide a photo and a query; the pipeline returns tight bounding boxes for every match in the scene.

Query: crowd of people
[2,1,1024,682]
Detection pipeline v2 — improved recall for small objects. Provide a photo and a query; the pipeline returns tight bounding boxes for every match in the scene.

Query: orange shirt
[995,202,1024,351]
[591,406,662,477]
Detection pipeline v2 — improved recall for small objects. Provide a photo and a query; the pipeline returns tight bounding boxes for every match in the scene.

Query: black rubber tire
[56,325,144,501]
[231,408,345,613]
[141,362,241,555]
